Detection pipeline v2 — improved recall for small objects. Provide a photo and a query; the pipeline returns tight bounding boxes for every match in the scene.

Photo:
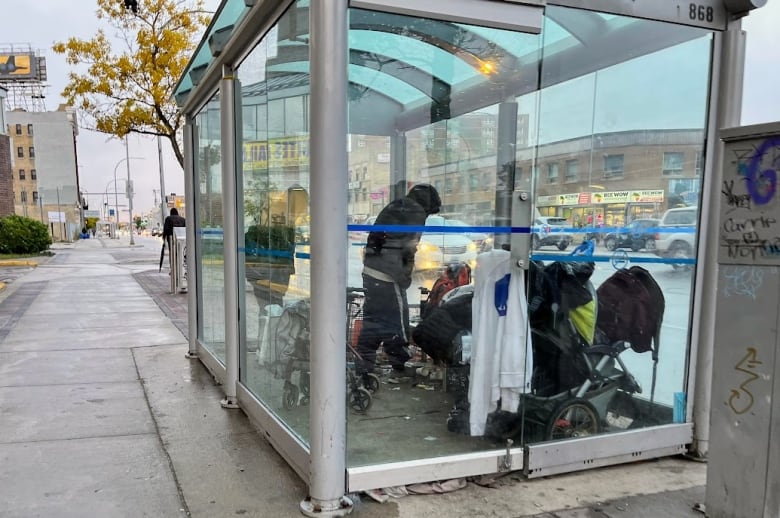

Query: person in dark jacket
[357,183,442,376]
[163,208,186,271]
[163,207,186,241]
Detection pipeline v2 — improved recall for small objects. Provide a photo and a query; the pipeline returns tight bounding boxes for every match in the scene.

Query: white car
[417,216,479,273]
[440,218,493,251]
[653,206,698,269]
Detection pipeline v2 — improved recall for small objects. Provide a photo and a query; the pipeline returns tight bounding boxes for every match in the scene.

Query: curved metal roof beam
[544,8,610,45]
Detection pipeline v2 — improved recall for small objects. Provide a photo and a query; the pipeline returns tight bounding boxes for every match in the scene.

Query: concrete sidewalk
[0,236,707,517]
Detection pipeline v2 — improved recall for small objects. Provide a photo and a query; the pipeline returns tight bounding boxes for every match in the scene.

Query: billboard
[0,53,39,81]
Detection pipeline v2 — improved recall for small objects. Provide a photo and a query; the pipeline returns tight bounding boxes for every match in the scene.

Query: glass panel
[346,7,541,467]
[527,6,712,443]
[195,93,225,363]
[237,0,311,445]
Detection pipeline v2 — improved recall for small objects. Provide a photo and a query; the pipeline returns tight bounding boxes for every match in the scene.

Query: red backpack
[422,263,472,319]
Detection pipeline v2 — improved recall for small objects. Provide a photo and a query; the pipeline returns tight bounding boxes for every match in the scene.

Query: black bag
[596,266,664,356]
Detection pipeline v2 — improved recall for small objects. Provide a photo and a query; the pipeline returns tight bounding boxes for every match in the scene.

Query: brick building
[0,87,14,216]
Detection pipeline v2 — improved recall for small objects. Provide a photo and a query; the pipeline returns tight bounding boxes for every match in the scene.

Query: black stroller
[415,256,655,442]
[520,259,645,441]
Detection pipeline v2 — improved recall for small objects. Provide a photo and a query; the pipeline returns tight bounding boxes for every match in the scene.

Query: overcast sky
[2,2,779,216]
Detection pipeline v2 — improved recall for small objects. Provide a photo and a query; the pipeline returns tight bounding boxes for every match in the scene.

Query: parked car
[653,206,698,269]
[603,218,660,252]
[532,216,572,251]
[151,227,162,237]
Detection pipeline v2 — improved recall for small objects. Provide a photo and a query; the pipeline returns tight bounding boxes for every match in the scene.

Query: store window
[663,152,685,176]
[604,154,624,178]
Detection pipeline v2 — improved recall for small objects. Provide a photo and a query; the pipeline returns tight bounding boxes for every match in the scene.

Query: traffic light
[123,0,138,14]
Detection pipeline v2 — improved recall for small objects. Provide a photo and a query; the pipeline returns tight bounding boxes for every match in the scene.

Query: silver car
[532,217,573,251]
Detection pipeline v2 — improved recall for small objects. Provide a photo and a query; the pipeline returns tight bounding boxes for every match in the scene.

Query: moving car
[439,217,492,251]
[653,206,698,269]
[532,216,572,251]
[603,218,660,252]
[418,215,480,272]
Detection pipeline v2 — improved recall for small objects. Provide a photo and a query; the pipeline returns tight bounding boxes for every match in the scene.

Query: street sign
[47,211,66,223]
[84,210,101,218]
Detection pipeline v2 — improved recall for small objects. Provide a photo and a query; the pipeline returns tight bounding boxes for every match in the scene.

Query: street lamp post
[125,137,135,246]
[112,152,143,240]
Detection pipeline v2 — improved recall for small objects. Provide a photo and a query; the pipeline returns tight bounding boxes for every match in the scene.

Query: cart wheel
[283,384,300,410]
[546,398,600,440]
[300,372,310,396]
[363,373,380,394]
[349,387,372,413]
[300,396,310,406]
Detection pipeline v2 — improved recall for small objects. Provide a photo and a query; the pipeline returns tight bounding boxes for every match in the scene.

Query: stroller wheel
[283,384,300,410]
[546,398,600,441]
[362,373,380,394]
[300,372,310,396]
[349,387,372,413]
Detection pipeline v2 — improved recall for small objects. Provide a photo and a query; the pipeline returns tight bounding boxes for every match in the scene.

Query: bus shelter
[173,0,764,514]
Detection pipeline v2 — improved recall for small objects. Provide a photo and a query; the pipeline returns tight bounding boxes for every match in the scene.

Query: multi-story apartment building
[0,87,14,216]
[348,112,702,229]
[6,105,80,240]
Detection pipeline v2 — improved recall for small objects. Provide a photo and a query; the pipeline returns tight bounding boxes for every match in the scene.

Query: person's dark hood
[406,184,441,215]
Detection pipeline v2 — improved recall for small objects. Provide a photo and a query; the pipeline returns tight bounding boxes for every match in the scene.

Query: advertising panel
[0,53,38,81]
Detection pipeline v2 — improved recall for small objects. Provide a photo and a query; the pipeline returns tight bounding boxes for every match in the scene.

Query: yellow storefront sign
[243,136,309,171]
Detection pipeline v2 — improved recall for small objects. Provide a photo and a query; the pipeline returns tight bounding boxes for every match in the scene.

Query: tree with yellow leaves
[53,0,211,168]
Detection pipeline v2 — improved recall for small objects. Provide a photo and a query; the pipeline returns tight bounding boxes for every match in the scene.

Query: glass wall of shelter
[180,0,731,492]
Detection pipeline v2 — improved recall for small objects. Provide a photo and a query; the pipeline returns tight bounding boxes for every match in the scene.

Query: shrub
[0,215,52,254]
[245,224,295,264]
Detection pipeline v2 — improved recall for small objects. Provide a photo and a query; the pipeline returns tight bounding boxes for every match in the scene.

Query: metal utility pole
[125,137,135,246]
[157,135,167,229]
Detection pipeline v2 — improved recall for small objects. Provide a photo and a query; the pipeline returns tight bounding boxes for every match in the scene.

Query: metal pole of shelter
[301,0,351,516]
[183,118,199,359]
[220,65,240,409]
[689,19,745,458]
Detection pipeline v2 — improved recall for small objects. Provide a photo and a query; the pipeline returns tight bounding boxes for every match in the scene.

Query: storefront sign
[539,190,664,206]
[629,190,665,203]
[243,136,309,171]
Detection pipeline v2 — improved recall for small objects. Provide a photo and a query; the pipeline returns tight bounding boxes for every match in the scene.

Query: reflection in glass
[237,0,312,445]
[195,94,226,364]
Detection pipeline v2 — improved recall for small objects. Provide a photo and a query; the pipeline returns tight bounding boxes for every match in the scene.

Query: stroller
[260,293,379,413]
[415,247,657,442]
[520,258,645,441]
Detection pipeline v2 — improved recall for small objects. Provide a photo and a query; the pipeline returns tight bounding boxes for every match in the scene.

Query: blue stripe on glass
[530,253,696,265]
[347,224,530,234]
